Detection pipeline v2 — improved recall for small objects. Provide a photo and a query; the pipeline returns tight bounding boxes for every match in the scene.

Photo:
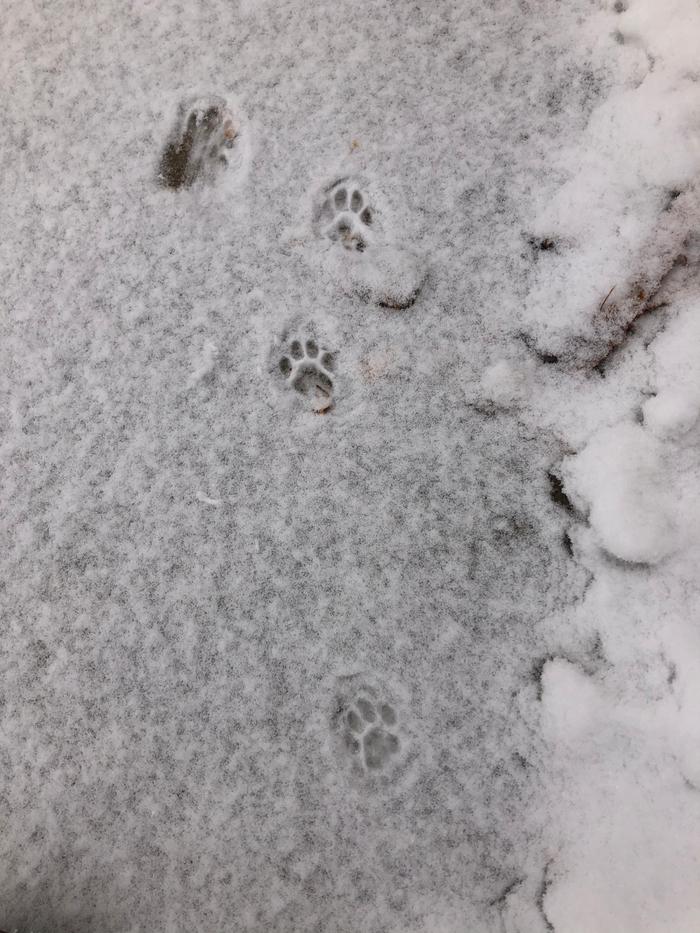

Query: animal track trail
[278,337,336,413]
[158,95,240,190]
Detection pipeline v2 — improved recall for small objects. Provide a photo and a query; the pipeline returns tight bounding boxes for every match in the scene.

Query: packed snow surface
[1,0,700,931]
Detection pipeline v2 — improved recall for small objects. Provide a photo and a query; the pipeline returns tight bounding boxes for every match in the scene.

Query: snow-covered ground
[1,0,700,930]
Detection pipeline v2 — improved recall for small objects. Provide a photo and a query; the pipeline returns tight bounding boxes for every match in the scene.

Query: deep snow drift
[1,0,700,931]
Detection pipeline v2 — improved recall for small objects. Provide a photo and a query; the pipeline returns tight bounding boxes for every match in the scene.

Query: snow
[539,571,700,933]
[480,357,537,411]
[522,0,700,364]
[644,298,700,439]
[2,0,700,931]
[562,422,677,565]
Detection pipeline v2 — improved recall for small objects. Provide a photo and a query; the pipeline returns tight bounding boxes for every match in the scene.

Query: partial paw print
[278,337,336,413]
[158,95,240,190]
[310,174,427,310]
[316,179,374,252]
[334,682,403,775]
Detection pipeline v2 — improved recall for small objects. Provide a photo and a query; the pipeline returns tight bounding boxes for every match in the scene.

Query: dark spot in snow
[562,531,574,557]
[547,471,574,513]
[536,863,555,932]
[489,875,525,907]
[664,189,682,211]
[530,655,555,701]
[516,331,560,365]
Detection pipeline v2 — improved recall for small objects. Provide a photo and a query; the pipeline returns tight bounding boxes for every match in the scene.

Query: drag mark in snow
[158,96,239,190]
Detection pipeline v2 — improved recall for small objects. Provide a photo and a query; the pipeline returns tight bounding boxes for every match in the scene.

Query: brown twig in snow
[599,285,616,312]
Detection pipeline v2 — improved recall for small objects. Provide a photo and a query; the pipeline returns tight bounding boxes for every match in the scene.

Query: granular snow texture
[1,0,700,931]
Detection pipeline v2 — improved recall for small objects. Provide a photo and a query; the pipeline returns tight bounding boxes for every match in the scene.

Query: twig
[599,285,616,312]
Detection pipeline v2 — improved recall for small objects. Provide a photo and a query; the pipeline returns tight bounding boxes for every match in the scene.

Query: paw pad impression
[311,175,426,310]
[317,180,374,252]
[341,691,401,774]
[278,337,336,413]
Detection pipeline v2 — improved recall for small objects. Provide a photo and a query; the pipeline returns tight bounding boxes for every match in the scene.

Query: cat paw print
[342,693,401,773]
[278,337,336,413]
[158,95,240,190]
[310,175,426,310]
[316,179,374,252]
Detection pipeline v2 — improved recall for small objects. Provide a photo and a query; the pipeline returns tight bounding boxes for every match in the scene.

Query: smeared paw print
[342,692,401,773]
[316,179,374,252]
[278,337,336,413]
[158,95,239,189]
[309,175,427,310]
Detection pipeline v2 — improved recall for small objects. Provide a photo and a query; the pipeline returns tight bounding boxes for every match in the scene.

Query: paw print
[278,338,336,413]
[316,179,374,252]
[342,693,401,773]
[309,176,427,310]
[158,95,239,189]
